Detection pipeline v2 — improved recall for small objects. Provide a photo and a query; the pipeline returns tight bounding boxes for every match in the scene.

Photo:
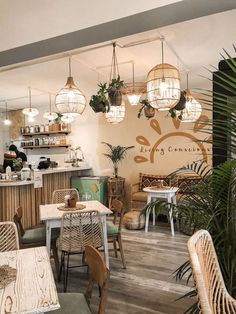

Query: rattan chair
[55,245,109,314]
[188,229,236,314]
[0,221,19,251]
[58,210,104,292]
[13,207,59,274]
[52,188,79,204]
[107,199,126,268]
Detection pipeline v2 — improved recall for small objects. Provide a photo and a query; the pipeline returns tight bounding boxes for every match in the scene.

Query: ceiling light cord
[68,56,72,77]
[132,62,135,92]
[5,101,8,120]
[109,42,119,81]
[28,86,32,112]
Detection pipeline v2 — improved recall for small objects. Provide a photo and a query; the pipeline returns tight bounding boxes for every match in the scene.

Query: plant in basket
[68,191,78,208]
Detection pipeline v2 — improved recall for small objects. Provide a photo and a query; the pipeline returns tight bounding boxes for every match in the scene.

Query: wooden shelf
[22,130,71,136]
[22,144,71,149]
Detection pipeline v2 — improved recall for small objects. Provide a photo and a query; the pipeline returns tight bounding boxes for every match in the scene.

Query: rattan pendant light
[105,102,126,124]
[181,74,202,123]
[146,38,181,110]
[43,94,58,121]
[125,63,145,106]
[22,87,39,118]
[55,57,86,117]
[3,102,11,125]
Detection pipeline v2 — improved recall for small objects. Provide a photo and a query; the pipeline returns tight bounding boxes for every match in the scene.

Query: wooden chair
[0,221,19,251]
[13,207,59,274]
[107,199,126,268]
[55,245,109,314]
[52,188,79,204]
[58,210,104,292]
[188,230,236,314]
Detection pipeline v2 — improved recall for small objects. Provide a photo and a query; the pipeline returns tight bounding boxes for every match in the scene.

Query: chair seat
[106,222,118,236]
[132,191,147,202]
[22,226,60,244]
[54,293,91,314]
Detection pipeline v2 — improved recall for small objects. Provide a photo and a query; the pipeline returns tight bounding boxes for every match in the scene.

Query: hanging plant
[174,90,187,110]
[138,99,156,119]
[89,83,110,113]
[168,91,187,120]
[107,43,124,107]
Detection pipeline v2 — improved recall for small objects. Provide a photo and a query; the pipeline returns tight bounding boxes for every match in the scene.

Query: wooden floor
[55,223,195,314]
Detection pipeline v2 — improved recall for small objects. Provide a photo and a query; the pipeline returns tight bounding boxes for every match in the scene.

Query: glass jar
[44,124,49,132]
[35,125,40,133]
[30,126,35,133]
[25,126,30,133]
[40,125,45,133]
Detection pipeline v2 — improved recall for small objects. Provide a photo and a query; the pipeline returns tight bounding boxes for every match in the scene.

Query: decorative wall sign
[134,115,211,164]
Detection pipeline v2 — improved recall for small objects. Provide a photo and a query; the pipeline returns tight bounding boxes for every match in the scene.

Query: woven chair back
[85,245,109,314]
[52,189,79,204]
[0,221,19,251]
[188,229,236,314]
[58,210,104,254]
[111,199,124,232]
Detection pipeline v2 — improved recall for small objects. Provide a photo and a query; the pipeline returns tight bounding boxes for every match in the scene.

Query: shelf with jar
[21,135,70,149]
[20,122,71,136]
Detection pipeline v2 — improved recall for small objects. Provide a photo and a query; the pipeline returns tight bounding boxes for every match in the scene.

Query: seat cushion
[123,211,145,230]
[132,191,147,202]
[22,226,60,244]
[54,293,91,314]
[106,222,118,236]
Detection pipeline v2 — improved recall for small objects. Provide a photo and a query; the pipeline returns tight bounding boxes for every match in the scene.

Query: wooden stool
[123,210,145,230]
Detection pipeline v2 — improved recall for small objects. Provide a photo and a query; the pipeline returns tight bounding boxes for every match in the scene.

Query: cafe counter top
[0,165,91,228]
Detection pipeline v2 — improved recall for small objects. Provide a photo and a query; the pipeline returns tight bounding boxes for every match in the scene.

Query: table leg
[46,221,51,255]
[101,215,109,269]
[168,194,175,236]
[152,196,156,226]
[145,194,152,232]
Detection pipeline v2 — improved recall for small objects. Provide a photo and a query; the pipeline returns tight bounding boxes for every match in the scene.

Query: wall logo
[134,116,211,164]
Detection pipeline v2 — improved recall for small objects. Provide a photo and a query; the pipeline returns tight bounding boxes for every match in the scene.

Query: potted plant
[102,142,134,178]
[107,75,124,106]
[138,99,155,119]
[49,113,62,132]
[89,83,110,113]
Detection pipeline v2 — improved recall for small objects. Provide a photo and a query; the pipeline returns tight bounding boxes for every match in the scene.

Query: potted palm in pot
[102,142,134,178]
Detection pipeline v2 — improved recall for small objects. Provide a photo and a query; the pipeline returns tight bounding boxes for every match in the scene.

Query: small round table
[143,186,179,235]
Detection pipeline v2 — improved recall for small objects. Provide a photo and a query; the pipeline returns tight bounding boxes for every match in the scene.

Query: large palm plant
[142,48,236,313]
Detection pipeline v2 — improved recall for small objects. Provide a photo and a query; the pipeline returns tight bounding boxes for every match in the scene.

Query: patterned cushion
[177,176,202,194]
[139,173,170,191]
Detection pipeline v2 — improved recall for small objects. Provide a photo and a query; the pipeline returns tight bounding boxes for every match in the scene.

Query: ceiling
[0,8,235,112]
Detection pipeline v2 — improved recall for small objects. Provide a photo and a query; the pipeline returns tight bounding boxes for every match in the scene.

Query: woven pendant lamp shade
[56,76,86,116]
[147,63,181,110]
[105,102,125,124]
[181,89,202,122]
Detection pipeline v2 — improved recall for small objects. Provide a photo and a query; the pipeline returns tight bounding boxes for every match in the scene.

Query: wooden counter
[0,166,91,228]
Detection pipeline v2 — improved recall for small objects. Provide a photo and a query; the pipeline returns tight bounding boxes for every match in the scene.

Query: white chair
[58,210,104,292]
[52,188,79,204]
[188,230,236,314]
[0,221,19,251]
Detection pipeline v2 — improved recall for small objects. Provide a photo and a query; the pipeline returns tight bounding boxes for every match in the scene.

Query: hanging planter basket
[144,106,155,119]
[108,89,123,106]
